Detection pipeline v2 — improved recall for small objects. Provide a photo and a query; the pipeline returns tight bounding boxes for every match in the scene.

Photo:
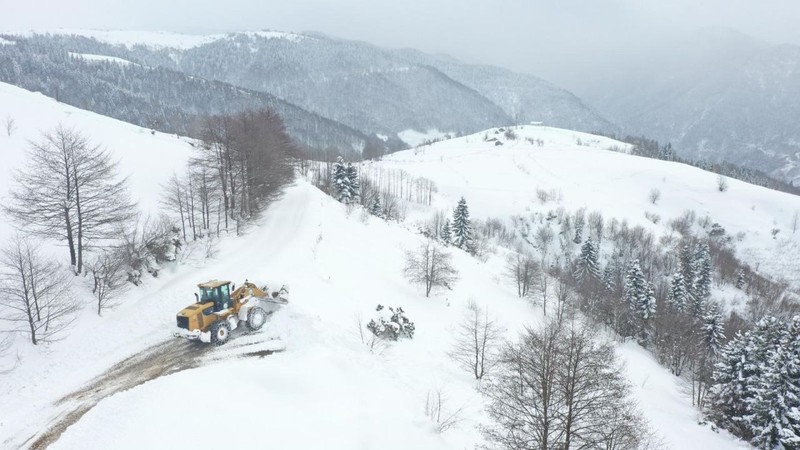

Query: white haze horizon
[4,0,800,91]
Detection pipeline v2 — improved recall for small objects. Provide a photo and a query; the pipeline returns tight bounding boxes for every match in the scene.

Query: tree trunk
[64,206,77,268]
[73,173,84,274]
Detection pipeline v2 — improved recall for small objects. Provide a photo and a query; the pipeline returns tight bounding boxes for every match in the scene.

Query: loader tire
[246,307,268,331]
[210,321,231,346]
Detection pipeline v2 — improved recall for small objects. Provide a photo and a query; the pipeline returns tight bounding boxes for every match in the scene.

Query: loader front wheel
[210,321,231,346]
[247,307,268,331]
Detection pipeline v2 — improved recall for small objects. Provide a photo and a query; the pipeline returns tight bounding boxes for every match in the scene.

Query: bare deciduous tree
[355,313,387,355]
[424,389,464,433]
[403,239,459,297]
[4,126,135,274]
[717,175,729,192]
[449,301,504,380]
[506,251,540,298]
[648,188,661,205]
[196,110,298,226]
[4,115,16,137]
[117,215,178,285]
[481,320,652,450]
[0,235,77,345]
[161,172,189,241]
[535,225,555,315]
[90,249,128,316]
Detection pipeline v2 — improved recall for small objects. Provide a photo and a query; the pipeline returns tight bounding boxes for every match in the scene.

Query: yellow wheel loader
[174,280,288,345]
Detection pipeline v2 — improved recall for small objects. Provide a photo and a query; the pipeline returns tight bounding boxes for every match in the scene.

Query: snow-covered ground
[397,128,455,148]
[379,125,800,287]
[0,85,755,449]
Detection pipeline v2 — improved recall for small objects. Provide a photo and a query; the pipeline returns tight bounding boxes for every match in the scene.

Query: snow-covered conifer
[667,272,689,313]
[573,221,583,244]
[452,197,472,251]
[440,219,452,245]
[574,238,601,283]
[602,264,616,293]
[623,259,656,343]
[345,162,360,203]
[369,195,382,217]
[692,243,712,317]
[702,303,725,356]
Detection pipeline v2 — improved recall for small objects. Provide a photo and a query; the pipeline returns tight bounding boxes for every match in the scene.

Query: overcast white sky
[4,0,800,83]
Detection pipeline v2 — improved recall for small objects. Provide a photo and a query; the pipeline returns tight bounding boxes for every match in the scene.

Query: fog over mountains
[2,28,799,185]
[570,29,800,184]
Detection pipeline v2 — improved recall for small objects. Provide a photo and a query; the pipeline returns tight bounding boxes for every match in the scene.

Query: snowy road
[21,332,286,450]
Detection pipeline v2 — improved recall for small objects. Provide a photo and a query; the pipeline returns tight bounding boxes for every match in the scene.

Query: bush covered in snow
[366,305,415,340]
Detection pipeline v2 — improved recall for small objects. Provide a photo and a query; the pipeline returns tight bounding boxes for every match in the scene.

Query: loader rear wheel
[210,321,231,346]
[247,307,268,331]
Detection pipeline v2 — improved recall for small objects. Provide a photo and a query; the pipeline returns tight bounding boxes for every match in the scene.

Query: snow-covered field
[0,85,760,449]
[397,128,455,148]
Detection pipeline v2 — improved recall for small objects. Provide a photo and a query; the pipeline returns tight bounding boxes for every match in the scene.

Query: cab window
[200,287,217,302]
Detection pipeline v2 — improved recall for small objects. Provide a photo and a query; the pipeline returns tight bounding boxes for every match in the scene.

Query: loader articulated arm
[232,281,270,302]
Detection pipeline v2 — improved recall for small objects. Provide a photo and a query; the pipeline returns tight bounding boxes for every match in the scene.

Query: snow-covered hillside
[0,90,752,449]
[1,181,747,450]
[0,82,193,245]
[378,125,800,288]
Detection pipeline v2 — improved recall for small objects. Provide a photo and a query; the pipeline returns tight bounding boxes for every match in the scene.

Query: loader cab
[197,281,232,312]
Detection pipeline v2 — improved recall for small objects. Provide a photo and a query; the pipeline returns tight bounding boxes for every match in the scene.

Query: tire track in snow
[19,332,284,450]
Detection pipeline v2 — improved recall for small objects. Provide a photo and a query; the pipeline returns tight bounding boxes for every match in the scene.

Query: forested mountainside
[0,34,396,154]
[2,31,615,149]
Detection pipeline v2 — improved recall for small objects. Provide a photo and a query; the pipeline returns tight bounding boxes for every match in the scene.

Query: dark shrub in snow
[367,305,415,340]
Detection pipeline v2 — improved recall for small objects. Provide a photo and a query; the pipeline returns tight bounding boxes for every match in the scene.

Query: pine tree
[702,303,726,356]
[574,238,601,283]
[573,220,583,244]
[369,195,382,218]
[332,156,348,202]
[749,319,800,450]
[744,317,797,447]
[735,269,746,290]
[667,272,689,313]
[345,162,360,203]
[679,243,696,298]
[452,197,472,252]
[708,331,752,435]
[623,259,656,343]
[602,263,616,293]
[440,219,452,245]
[692,243,712,317]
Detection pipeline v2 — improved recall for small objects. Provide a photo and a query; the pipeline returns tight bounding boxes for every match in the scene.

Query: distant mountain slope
[0,34,393,154]
[10,30,616,147]
[575,29,800,184]
[390,48,616,132]
[155,32,616,137]
[170,34,514,136]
